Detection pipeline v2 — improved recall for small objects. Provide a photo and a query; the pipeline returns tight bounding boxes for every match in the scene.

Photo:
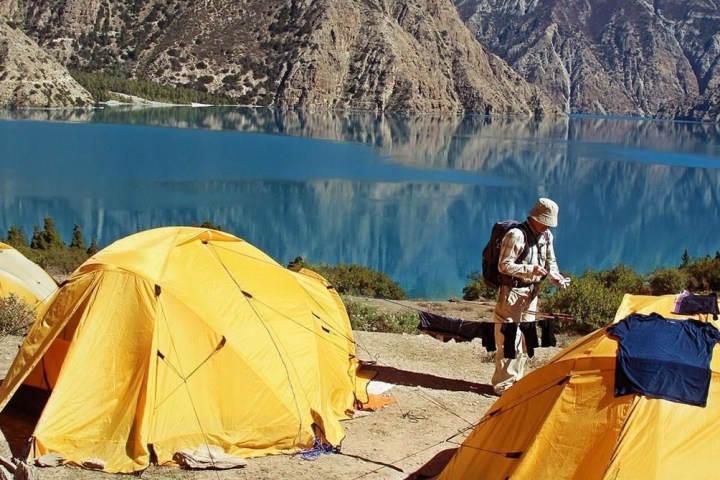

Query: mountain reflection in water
[1,107,719,299]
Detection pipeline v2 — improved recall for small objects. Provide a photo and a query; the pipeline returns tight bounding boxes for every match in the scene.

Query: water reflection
[1,107,719,299]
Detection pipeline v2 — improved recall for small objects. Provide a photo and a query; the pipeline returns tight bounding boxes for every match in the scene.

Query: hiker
[491,197,569,395]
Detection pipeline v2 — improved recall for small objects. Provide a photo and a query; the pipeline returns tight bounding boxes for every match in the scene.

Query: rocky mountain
[455,0,720,118]
[662,89,720,122]
[0,0,558,115]
[0,19,93,108]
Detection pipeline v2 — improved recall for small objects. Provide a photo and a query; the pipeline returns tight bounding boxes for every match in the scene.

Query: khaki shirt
[498,224,560,285]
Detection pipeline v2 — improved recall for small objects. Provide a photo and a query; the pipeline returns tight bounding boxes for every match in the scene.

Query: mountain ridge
[0,0,558,115]
[455,0,720,119]
[1,0,718,120]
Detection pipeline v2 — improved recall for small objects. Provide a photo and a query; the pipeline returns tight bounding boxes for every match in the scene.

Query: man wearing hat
[491,197,569,395]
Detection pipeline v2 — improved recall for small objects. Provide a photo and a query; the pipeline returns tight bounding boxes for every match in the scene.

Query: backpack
[481,220,531,290]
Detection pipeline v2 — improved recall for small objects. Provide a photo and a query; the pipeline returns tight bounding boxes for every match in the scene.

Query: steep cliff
[455,0,720,118]
[0,19,93,108]
[662,89,720,122]
[0,0,558,115]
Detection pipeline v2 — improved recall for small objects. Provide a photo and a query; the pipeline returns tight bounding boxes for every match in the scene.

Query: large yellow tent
[0,227,367,473]
[0,242,57,311]
[439,293,720,480]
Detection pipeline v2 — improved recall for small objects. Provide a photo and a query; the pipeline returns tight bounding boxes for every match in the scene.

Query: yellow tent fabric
[0,227,366,473]
[439,293,720,480]
[0,242,57,311]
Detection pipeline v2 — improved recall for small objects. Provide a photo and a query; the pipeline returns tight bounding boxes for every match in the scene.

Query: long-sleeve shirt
[497,224,560,285]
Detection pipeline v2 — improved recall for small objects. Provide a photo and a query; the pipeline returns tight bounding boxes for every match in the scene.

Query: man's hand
[549,272,571,289]
[532,265,547,277]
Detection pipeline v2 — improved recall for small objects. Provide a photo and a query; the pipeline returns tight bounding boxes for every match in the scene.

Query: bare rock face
[660,89,720,123]
[0,19,93,108]
[274,0,555,115]
[0,0,560,115]
[455,0,720,119]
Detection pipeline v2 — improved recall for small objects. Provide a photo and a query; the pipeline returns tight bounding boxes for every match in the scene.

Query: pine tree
[41,217,65,250]
[86,238,101,255]
[70,224,86,250]
[680,249,691,268]
[30,226,47,250]
[198,220,222,231]
[287,256,305,271]
[5,225,27,248]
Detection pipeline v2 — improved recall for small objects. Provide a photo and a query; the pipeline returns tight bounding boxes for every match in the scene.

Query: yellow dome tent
[439,293,720,480]
[0,227,368,473]
[0,242,57,310]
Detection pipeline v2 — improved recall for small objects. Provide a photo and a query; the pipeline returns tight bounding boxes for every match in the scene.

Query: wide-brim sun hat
[529,197,558,227]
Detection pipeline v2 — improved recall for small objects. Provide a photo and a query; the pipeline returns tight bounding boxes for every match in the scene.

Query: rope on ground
[378,297,426,313]
[449,298,575,322]
[412,387,475,427]
[401,410,428,423]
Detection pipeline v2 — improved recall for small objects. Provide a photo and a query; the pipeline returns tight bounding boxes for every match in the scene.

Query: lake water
[1,107,719,299]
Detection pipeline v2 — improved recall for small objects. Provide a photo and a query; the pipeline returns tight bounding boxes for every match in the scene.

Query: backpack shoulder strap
[515,222,532,263]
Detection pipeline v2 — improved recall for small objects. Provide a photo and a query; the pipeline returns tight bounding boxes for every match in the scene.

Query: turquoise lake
[1,107,719,299]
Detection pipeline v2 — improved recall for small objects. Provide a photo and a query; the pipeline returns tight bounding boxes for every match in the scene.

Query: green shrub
[22,248,89,278]
[541,275,624,334]
[592,264,649,295]
[462,271,496,301]
[684,256,720,292]
[648,268,688,295]
[5,220,91,280]
[343,298,418,334]
[5,225,27,248]
[0,294,35,336]
[289,258,405,299]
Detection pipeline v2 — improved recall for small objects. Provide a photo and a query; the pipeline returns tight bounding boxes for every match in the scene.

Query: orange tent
[0,242,57,311]
[439,293,720,479]
[0,227,368,473]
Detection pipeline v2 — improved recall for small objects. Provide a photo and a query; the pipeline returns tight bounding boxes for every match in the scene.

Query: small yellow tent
[0,227,367,473]
[0,242,57,311]
[439,293,720,480]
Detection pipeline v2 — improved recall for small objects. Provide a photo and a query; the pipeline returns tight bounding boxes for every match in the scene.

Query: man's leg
[491,324,528,395]
[491,286,531,395]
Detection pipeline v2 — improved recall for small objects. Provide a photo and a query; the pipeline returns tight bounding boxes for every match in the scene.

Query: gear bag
[481,220,530,290]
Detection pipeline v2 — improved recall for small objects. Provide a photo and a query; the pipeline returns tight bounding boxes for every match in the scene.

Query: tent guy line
[450,376,570,440]
[379,297,575,324]
[347,363,533,477]
[412,385,476,428]
[343,334,492,479]
[450,298,575,322]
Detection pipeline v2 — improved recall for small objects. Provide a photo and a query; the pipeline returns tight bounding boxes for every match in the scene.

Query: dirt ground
[0,299,571,480]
